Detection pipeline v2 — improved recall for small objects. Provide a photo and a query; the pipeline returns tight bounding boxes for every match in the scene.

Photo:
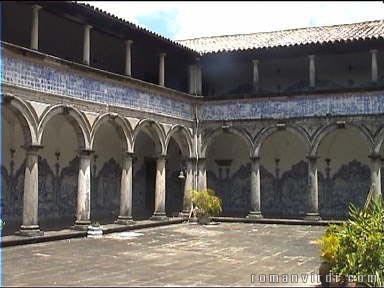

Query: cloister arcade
[2,94,384,236]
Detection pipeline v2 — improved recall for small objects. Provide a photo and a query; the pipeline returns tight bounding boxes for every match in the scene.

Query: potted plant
[190,189,222,225]
[87,221,103,238]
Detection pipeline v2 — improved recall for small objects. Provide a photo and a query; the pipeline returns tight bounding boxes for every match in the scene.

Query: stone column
[196,60,202,95]
[125,40,134,76]
[369,153,382,196]
[308,55,316,88]
[158,53,166,86]
[73,150,92,229]
[17,145,43,236]
[247,156,263,219]
[182,158,194,215]
[116,152,134,224]
[197,158,207,192]
[305,155,320,220]
[252,59,260,92]
[370,49,378,83]
[83,24,92,65]
[188,65,196,94]
[30,5,42,50]
[151,155,167,220]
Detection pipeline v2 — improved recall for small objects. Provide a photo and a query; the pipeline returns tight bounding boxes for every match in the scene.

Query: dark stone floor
[2,222,325,287]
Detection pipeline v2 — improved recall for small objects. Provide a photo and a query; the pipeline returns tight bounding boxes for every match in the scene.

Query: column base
[15,225,44,237]
[303,213,321,221]
[71,220,91,231]
[150,212,168,221]
[246,211,263,219]
[115,216,134,225]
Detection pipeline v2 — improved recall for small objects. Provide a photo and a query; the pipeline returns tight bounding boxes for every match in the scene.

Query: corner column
[305,155,320,220]
[116,152,134,224]
[197,157,207,191]
[30,4,42,50]
[151,155,167,220]
[158,53,166,86]
[73,150,93,230]
[83,24,92,65]
[369,153,382,196]
[370,49,378,83]
[308,55,316,88]
[247,156,263,219]
[182,158,194,215]
[125,40,134,76]
[17,145,43,236]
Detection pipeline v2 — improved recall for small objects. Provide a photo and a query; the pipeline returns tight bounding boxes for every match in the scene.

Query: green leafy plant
[189,189,223,217]
[316,188,384,287]
[91,221,101,227]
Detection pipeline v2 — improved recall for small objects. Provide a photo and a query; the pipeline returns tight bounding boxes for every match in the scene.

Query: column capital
[370,49,378,54]
[32,4,42,11]
[368,152,381,160]
[308,54,316,60]
[159,52,167,58]
[156,154,167,161]
[84,24,93,30]
[252,59,260,64]
[79,149,95,156]
[250,156,261,162]
[306,155,319,161]
[125,39,134,45]
[123,151,134,159]
[22,144,43,153]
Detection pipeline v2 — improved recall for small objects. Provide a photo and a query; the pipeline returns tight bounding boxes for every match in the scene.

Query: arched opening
[91,120,127,224]
[206,132,251,217]
[317,127,371,219]
[38,113,86,231]
[259,130,308,218]
[1,105,31,235]
[132,122,164,220]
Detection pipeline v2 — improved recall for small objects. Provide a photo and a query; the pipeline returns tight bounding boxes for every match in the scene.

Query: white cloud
[80,1,384,40]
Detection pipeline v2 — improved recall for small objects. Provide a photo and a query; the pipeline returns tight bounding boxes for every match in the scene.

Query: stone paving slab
[2,223,325,287]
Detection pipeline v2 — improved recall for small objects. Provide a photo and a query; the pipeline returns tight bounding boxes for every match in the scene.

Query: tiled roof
[177,20,384,54]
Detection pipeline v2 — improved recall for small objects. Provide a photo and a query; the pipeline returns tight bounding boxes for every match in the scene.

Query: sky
[80,1,384,40]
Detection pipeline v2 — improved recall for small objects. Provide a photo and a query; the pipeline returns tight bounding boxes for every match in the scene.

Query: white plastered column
[125,40,134,76]
[30,4,42,50]
[83,24,92,65]
[158,53,166,86]
[182,158,194,215]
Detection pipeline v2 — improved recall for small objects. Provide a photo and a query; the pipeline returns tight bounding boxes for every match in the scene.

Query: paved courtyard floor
[3,222,325,287]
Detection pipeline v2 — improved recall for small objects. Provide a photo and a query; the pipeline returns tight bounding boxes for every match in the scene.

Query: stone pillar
[83,24,92,65]
[125,40,134,76]
[30,4,42,50]
[308,55,316,88]
[252,59,260,92]
[369,153,382,196]
[196,60,202,95]
[370,49,378,83]
[116,152,134,224]
[73,150,92,229]
[247,156,263,219]
[197,158,207,192]
[158,53,166,86]
[188,65,196,94]
[151,156,167,220]
[17,145,43,236]
[182,158,194,215]
[305,155,320,220]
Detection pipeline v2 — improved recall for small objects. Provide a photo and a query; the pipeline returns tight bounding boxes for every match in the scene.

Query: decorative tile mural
[200,91,384,121]
[2,54,194,120]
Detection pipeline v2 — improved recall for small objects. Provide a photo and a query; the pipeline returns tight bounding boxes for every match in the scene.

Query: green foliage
[317,188,384,287]
[91,221,101,227]
[189,189,223,217]
[0,219,4,229]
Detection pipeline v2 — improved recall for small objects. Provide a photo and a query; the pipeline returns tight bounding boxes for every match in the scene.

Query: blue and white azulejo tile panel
[1,54,194,120]
[199,92,384,120]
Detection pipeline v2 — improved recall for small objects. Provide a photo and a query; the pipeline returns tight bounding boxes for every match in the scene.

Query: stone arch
[132,119,166,155]
[373,125,384,154]
[253,125,311,157]
[38,105,91,150]
[2,94,38,145]
[311,122,373,156]
[201,127,253,158]
[90,113,133,153]
[165,125,193,158]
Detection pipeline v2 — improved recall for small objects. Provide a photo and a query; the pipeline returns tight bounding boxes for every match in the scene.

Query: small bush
[189,189,222,217]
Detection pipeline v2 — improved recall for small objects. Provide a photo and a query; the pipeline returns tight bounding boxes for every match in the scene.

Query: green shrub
[189,189,222,217]
[317,190,384,287]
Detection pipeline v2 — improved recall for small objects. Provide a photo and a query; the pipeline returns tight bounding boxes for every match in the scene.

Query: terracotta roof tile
[177,20,384,54]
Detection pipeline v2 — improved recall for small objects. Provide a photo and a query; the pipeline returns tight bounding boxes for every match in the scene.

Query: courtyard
[3,222,325,287]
